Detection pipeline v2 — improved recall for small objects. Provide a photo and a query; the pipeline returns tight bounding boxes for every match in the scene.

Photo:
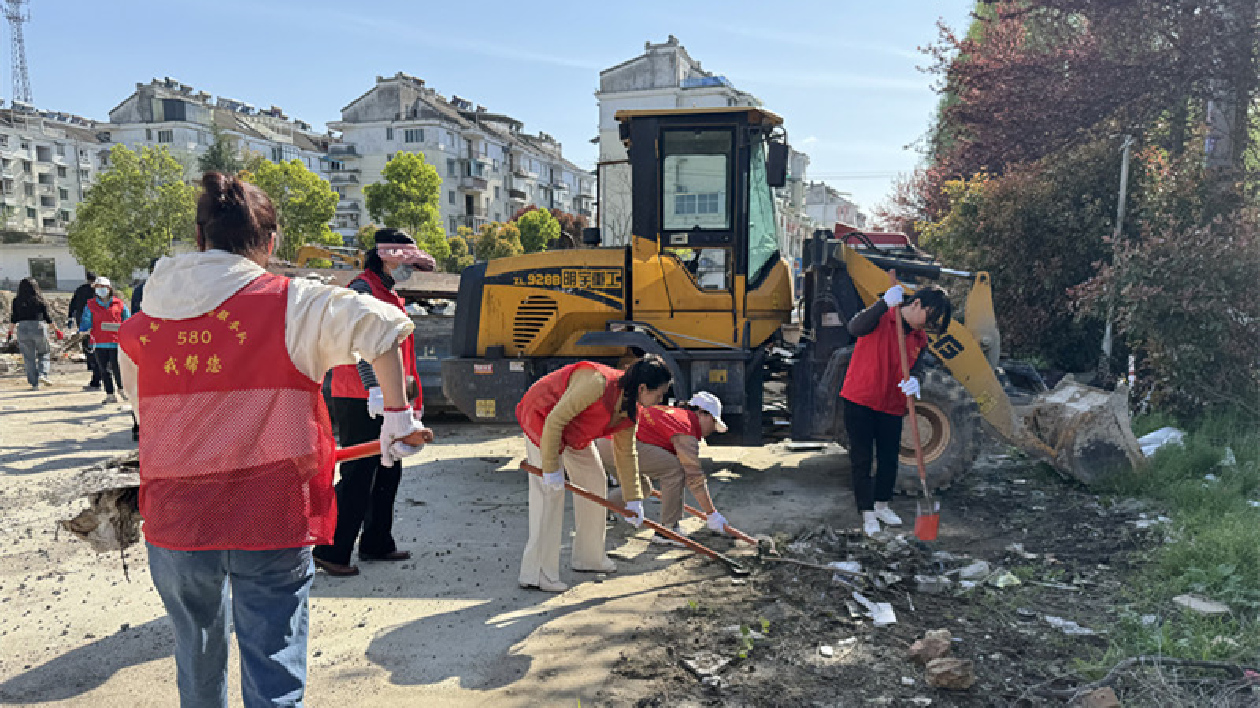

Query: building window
[447,159,456,177]
[404,129,424,143]
[79,169,89,179]
[327,160,343,172]
[55,144,65,157]
[0,135,7,146]
[157,130,174,143]
[20,140,28,149]
[28,257,56,290]
[386,127,394,141]
[57,166,67,178]
[494,186,500,199]
[494,212,500,222]
[26,207,35,219]
[145,129,152,141]
[59,188,68,201]
[23,184,32,196]
[59,209,70,221]
[271,147,284,162]
[386,153,394,162]
[448,190,455,204]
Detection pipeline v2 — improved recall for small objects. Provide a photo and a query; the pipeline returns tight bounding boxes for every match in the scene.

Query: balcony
[327,145,361,159]
[511,164,537,180]
[329,173,359,185]
[335,199,361,213]
[508,188,527,204]
[36,183,54,195]
[456,215,487,230]
[575,192,594,204]
[459,175,488,192]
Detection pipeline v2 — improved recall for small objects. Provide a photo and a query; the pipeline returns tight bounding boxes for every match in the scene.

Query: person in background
[118,171,429,707]
[314,227,436,578]
[79,276,130,404]
[515,355,673,592]
[131,258,159,315]
[7,277,62,390]
[840,283,952,536]
[67,270,100,390]
[602,391,731,545]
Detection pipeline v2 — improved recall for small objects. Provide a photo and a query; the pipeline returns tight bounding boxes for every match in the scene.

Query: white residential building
[805,181,866,231]
[595,36,768,245]
[106,77,332,182]
[329,72,595,242]
[0,106,104,290]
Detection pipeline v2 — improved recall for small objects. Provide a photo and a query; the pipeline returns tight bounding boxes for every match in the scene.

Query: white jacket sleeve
[284,279,415,383]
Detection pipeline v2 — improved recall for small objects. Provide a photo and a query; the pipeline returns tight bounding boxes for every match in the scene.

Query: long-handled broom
[890,270,940,541]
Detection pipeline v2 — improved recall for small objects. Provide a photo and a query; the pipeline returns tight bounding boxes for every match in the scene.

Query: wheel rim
[900,401,952,467]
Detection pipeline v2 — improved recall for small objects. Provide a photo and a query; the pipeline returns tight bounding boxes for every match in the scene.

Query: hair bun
[202,171,244,209]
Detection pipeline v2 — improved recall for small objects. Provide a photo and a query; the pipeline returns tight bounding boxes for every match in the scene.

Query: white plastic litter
[827,561,863,574]
[1043,615,1097,636]
[1138,427,1185,457]
[1222,447,1237,467]
[852,592,897,626]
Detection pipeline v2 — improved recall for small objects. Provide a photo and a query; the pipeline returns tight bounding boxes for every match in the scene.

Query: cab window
[661,129,733,232]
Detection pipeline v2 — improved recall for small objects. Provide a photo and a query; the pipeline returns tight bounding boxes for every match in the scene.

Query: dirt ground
[0,361,1201,707]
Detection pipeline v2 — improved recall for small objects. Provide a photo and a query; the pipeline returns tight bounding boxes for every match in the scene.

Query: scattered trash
[908,629,952,664]
[915,574,953,594]
[958,580,977,591]
[1249,501,1260,508]
[988,571,1022,588]
[1138,427,1185,457]
[900,676,916,686]
[786,541,815,554]
[680,653,733,679]
[818,645,834,658]
[1140,614,1158,626]
[1043,615,1097,636]
[1079,686,1121,708]
[1006,543,1038,560]
[930,550,958,563]
[925,657,976,690]
[908,698,932,707]
[957,560,991,580]
[1131,515,1171,529]
[1221,447,1237,467]
[723,625,765,640]
[784,441,826,452]
[1015,608,1037,621]
[1204,473,1219,482]
[852,592,897,626]
[1173,594,1231,616]
[827,561,863,574]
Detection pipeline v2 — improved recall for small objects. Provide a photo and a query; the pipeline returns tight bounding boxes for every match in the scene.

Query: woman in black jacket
[7,277,62,389]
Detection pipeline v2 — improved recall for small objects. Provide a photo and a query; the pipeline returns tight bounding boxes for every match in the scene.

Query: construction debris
[924,658,975,690]
[907,629,952,664]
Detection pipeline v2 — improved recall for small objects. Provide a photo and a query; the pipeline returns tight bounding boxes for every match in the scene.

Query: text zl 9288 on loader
[442,107,1143,489]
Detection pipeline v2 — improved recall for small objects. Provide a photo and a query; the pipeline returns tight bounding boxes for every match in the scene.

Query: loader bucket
[1012,379,1144,485]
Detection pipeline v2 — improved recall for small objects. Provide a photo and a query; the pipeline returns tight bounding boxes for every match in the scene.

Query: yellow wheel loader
[441,107,1142,489]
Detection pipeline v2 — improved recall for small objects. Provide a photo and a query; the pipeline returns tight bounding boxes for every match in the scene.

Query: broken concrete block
[1173,594,1230,615]
[925,657,976,690]
[818,645,834,658]
[958,560,991,580]
[908,629,952,664]
[1079,686,1121,708]
[915,574,953,594]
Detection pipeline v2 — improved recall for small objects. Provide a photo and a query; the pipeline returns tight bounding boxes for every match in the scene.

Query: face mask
[390,264,414,282]
[95,288,110,300]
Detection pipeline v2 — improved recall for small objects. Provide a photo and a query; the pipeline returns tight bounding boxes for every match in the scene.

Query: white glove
[706,510,728,533]
[898,376,921,399]
[379,408,425,466]
[624,500,645,528]
[542,471,565,491]
[366,387,385,418]
[883,284,904,307]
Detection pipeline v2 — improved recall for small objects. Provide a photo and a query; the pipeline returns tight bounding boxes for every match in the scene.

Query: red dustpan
[890,269,940,541]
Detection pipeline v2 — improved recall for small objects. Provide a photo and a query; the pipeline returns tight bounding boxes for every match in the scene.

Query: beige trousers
[518,437,612,586]
[596,438,687,528]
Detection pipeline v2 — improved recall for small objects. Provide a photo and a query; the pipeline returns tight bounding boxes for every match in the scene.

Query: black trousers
[843,398,904,511]
[93,347,122,395]
[313,397,403,565]
[84,337,100,385]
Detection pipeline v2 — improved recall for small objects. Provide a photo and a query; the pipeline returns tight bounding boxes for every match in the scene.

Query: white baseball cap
[688,391,728,433]
[93,276,112,288]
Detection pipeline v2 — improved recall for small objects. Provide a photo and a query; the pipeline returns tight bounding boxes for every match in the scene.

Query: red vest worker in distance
[839,283,952,537]
[515,356,673,593]
[117,172,425,707]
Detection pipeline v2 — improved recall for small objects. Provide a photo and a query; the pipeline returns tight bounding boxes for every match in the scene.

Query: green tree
[197,126,241,175]
[445,233,474,273]
[242,159,340,261]
[363,152,449,264]
[473,221,523,262]
[68,144,196,283]
[514,207,560,253]
[355,224,378,250]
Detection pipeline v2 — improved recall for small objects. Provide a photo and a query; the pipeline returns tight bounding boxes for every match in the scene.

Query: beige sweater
[539,367,641,501]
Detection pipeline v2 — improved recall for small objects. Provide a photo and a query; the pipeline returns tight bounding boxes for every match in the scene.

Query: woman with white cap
[315,227,437,577]
[79,275,130,404]
[603,391,732,544]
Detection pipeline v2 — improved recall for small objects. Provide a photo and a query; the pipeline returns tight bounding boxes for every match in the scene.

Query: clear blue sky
[29,0,973,216]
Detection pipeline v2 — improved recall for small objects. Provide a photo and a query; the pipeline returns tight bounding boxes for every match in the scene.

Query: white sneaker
[38,376,52,387]
[519,574,568,593]
[862,511,881,537]
[103,394,118,404]
[873,503,903,526]
[652,524,688,547]
[118,389,128,401]
[573,557,617,573]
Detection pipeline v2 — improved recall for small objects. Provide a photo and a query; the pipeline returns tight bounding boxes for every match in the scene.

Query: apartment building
[105,77,331,180]
[0,106,104,290]
[329,72,595,241]
[805,181,867,230]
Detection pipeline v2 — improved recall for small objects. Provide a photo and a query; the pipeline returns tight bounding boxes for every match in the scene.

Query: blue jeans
[147,543,314,708]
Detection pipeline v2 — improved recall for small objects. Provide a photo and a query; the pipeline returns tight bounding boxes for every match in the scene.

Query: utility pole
[1098,134,1134,385]
[4,0,31,105]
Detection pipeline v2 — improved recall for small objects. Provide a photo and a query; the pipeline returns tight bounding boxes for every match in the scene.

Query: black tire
[896,368,982,494]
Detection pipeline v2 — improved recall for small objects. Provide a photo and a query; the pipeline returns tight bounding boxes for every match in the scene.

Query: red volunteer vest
[840,306,928,416]
[517,361,633,451]
[329,269,419,407]
[86,296,126,345]
[636,405,702,455]
[118,273,337,551]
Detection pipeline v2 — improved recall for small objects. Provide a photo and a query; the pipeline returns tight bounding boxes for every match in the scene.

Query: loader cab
[616,108,793,350]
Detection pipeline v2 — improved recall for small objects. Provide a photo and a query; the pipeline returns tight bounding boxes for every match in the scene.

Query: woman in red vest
[840,283,951,536]
[516,355,673,592]
[602,391,732,543]
[314,227,436,577]
[118,172,428,706]
[79,275,130,404]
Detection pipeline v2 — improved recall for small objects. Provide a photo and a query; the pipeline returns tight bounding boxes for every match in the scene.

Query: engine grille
[512,295,558,350]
